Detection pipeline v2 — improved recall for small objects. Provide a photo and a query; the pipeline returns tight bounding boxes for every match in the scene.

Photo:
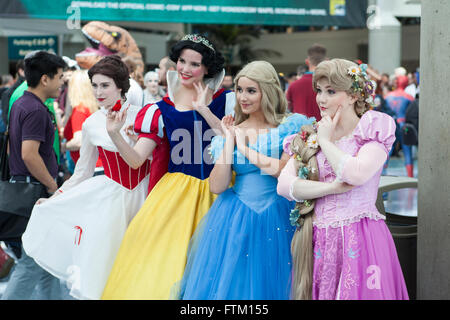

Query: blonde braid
[289,124,320,300]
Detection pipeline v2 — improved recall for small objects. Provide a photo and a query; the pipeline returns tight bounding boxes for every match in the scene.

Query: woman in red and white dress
[22,55,151,300]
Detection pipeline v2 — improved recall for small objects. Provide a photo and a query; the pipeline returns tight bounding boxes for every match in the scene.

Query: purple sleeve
[338,110,396,185]
[353,110,396,155]
[21,110,48,142]
[339,143,388,186]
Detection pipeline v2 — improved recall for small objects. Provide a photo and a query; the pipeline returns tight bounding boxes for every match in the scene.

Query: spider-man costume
[385,75,415,177]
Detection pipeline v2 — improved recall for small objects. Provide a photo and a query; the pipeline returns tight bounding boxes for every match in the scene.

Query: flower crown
[181,34,215,52]
[347,63,377,105]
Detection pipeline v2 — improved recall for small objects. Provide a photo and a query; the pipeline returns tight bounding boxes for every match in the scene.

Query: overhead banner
[0,0,367,27]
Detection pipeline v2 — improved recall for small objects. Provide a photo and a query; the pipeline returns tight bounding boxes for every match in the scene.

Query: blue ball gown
[175,113,315,300]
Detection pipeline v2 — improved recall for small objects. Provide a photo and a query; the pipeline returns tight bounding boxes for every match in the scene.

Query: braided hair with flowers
[288,122,320,228]
[288,121,320,300]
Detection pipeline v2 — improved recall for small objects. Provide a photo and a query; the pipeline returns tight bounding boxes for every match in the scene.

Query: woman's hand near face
[190,81,226,136]
[317,106,342,144]
[105,105,157,170]
[106,107,128,136]
[192,82,209,112]
[221,115,235,139]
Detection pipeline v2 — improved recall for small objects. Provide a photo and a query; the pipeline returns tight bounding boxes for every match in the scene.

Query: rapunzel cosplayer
[278,59,409,300]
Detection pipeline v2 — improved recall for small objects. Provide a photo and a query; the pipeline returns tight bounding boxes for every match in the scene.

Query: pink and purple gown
[281,110,409,300]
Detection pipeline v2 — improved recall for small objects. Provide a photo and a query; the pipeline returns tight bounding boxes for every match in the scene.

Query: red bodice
[97,147,150,190]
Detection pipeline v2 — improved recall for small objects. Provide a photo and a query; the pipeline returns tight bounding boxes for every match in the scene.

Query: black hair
[88,55,130,98]
[169,35,224,79]
[24,51,66,88]
[16,60,25,72]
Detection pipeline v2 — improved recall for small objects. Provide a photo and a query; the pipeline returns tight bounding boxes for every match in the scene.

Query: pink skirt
[312,217,409,300]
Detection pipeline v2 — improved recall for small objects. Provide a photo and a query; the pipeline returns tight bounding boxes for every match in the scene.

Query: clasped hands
[220,115,248,153]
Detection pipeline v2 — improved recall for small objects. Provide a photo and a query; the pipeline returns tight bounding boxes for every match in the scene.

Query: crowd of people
[0,33,415,300]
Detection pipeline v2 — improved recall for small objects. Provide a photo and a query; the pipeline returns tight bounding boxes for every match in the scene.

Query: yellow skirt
[101,172,217,299]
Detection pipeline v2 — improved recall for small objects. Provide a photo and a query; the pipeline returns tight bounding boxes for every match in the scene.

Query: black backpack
[402,99,419,146]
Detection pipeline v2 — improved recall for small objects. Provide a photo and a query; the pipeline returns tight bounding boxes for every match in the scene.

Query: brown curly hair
[88,55,130,98]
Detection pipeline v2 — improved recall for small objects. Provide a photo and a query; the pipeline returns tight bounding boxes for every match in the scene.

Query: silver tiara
[181,34,215,52]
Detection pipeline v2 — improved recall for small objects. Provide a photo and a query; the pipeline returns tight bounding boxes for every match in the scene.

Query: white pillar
[368,0,401,74]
